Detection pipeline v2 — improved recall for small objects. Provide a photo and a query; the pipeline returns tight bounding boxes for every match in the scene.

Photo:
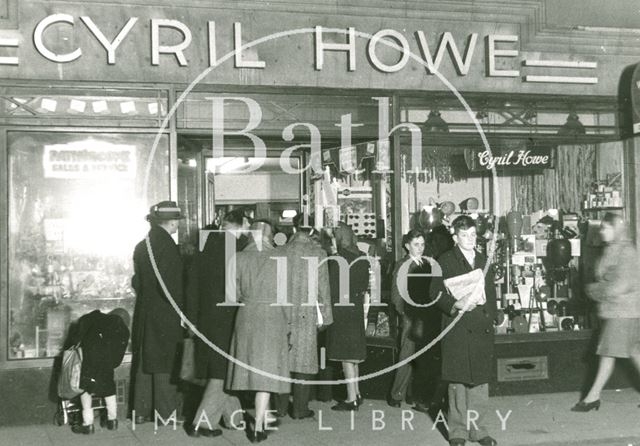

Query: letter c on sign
[34,14,82,63]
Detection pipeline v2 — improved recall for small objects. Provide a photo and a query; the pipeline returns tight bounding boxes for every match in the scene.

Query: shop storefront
[1,0,639,425]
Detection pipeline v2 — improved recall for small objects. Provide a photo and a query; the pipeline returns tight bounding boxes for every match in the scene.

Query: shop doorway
[177,136,303,248]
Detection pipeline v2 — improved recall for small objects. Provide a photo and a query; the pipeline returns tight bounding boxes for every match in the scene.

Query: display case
[7,131,169,359]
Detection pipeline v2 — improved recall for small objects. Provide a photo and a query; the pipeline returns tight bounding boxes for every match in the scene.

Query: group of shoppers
[67,199,640,446]
[128,201,372,442]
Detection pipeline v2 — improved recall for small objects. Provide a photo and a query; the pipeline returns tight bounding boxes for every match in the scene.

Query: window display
[8,132,169,359]
[396,135,624,336]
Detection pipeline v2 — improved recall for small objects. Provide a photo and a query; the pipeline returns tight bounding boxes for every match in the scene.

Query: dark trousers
[133,363,179,420]
[274,372,315,417]
[315,330,334,402]
[413,342,445,406]
[390,315,415,401]
[314,365,334,402]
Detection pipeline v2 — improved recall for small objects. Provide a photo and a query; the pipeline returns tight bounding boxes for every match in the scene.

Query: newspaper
[443,269,486,306]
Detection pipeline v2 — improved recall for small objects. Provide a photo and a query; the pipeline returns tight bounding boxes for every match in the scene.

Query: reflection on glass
[8,132,169,359]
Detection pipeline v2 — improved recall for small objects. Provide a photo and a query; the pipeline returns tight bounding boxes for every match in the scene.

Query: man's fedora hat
[146,201,185,221]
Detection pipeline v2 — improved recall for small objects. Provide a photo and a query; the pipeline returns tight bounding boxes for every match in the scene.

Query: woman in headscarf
[325,223,370,411]
[227,220,291,442]
[572,212,640,411]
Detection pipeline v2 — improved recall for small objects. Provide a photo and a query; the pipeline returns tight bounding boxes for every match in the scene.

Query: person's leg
[104,395,118,421]
[220,390,243,428]
[447,383,469,441]
[354,364,361,398]
[254,392,270,432]
[342,362,357,402]
[133,363,153,420]
[80,392,94,425]
[466,383,490,442]
[273,392,290,417]
[584,356,616,403]
[291,372,314,417]
[71,391,96,434]
[390,317,415,402]
[193,379,226,430]
[315,331,334,402]
[152,373,179,420]
[629,353,640,375]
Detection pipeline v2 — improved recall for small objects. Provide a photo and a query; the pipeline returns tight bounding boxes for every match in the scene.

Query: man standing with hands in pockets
[429,215,498,446]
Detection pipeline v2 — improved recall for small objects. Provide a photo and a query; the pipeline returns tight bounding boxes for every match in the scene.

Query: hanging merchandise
[339,146,358,173]
[402,145,467,183]
[373,139,392,173]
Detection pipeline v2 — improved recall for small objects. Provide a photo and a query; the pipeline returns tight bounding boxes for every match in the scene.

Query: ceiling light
[558,112,585,135]
[423,110,449,132]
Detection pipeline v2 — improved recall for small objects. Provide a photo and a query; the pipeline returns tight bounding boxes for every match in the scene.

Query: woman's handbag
[58,343,83,399]
[180,338,206,386]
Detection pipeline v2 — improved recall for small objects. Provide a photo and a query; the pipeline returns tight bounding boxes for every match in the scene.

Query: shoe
[198,427,223,437]
[134,415,150,425]
[185,423,223,437]
[571,400,601,412]
[405,394,414,405]
[71,424,95,435]
[290,409,314,420]
[185,424,200,437]
[245,419,267,443]
[387,397,401,408]
[331,400,358,411]
[477,436,497,446]
[412,402,430,414]
[100,415,118,431]
[265,417,281,430]
[247,430,267,443]
[448,439,465,446]
[356,394,364,407]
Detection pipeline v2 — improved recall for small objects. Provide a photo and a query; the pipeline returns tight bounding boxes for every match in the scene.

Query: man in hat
[131,200,186,424]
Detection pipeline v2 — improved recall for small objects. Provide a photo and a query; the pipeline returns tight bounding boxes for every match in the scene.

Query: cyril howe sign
[464,147,554,172]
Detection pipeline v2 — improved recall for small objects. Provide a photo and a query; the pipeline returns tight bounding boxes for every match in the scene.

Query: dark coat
[71,310,129,396]
[186,232,247,380]
[132,225,185,374]
[429,246,497,385]
[326,248,370,362]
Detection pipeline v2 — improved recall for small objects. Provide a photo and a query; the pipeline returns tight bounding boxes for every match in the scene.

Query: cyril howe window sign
[464,146,554,172]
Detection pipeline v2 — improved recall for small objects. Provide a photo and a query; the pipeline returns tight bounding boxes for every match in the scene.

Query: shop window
[0,90,168,128]
[395,121,626,335]
[7,131,169,359]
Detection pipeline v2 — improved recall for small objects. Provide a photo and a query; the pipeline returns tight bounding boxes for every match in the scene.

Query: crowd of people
[65,200,639,446]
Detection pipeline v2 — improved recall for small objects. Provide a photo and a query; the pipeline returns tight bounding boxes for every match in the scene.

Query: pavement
[2,389,640,446]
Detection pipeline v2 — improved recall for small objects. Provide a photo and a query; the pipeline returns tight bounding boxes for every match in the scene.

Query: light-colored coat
[282,232,333,374]
[586,241,640,319]
[227,242,291,393]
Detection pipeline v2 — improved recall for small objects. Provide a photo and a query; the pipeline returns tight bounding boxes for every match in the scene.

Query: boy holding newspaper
[429,215,498,446]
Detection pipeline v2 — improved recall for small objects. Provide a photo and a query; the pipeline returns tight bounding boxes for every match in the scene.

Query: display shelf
[583,206,624,212]
[365,336,396,348]
[495,329,593,344]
